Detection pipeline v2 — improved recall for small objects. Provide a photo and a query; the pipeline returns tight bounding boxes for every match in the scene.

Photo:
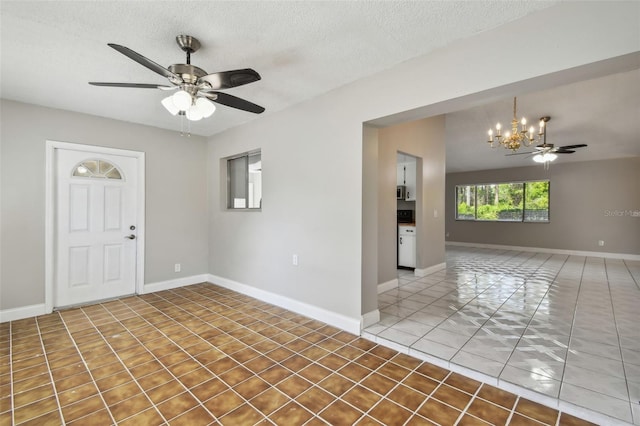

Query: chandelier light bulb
[172,90,192,111]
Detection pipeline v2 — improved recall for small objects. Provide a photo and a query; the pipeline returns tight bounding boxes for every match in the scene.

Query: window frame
[455,180,550,223]
[225,150,262,211]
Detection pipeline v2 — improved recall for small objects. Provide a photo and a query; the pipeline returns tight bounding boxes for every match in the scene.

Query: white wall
[206,2,640,328]
[0,100,209,312]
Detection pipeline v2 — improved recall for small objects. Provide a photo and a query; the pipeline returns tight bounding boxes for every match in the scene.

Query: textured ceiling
[1,0,555,137]
[2,1,637,172]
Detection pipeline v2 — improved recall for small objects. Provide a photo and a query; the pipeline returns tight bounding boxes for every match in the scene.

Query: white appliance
[398,225,416,268]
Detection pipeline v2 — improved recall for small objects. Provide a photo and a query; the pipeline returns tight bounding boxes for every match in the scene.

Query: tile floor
[363,246,640,425]
[1,282,596,425]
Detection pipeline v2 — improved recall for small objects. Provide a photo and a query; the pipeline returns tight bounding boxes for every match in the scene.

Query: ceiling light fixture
[486,97,546,151]
[161,91,216,121]
[532,152,557,163]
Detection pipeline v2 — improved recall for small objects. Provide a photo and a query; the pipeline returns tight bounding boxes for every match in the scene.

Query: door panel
[55,149,138,307]
[104,244,123,282]
[104,187,122,231]
[68,246,90,286]
[69,185,90,232]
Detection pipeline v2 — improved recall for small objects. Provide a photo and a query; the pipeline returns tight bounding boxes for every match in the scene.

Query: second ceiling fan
[507,116,587,164]
[90,35,265,121]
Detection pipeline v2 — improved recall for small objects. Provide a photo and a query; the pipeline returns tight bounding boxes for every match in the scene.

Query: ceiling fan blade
[199,69,261,90]
[555,150,576,154]
[558,144,587,149]
[205,92,265,114]
[108,43,182,83]
[505,151,535,156]
[89,82,173,89]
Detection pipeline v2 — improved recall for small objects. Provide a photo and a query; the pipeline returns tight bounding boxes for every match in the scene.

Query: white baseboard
[446,241,640,261]
[0,304,47,323]
[143,274,209,294]
[208,274,361,335]
[377,278,398,294]
[414,262,446,277]
[361,309,380,329]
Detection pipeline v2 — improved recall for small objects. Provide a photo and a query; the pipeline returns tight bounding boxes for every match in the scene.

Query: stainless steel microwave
[397,185,406,200]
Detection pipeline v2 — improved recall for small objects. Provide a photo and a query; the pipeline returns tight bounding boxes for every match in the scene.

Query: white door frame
[45,140,145,313]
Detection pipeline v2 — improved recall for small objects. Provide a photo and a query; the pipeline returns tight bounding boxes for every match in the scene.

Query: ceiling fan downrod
[176,35,201,65]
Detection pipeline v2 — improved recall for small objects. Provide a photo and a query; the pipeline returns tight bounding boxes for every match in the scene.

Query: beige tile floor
[1,282,596,425]
[363,246,640,425]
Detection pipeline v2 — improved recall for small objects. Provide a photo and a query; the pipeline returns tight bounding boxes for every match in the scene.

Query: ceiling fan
[89,35,264,120]
[506,116,587,163]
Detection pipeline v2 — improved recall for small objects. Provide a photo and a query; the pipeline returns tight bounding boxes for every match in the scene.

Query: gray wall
[0,100,209,310]
[377,117,446,286]
[445,157,640,255]
[361,125,379,316]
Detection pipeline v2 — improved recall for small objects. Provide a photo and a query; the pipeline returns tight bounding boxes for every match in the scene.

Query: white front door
[55,148,139,308]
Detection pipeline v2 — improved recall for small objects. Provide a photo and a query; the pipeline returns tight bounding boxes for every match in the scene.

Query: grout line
[604,257,637,419]
[8,322,15,426]
[34,314,82,425]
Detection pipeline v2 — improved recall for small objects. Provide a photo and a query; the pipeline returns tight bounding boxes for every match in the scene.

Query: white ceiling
[2,1,638,173]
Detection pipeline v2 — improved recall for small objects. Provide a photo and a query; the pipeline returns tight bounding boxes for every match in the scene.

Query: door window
[72,159,122,180]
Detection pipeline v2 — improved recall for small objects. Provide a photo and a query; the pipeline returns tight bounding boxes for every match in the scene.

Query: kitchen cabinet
[398,225,416,268]
[397,160,416,201]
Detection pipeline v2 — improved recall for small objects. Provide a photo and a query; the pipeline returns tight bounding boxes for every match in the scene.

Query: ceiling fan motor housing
[168,64,207,85]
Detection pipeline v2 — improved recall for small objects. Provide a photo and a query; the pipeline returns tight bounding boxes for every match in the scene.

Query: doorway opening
[396,152,418,271]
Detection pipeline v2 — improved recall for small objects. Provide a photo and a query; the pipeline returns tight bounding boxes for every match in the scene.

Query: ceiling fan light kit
[532,152,557,163]
[89,35,265,123]
[161,90,216,121]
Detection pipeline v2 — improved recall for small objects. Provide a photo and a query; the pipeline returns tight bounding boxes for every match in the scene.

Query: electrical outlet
[292,254,299,266]
[598,240,605,247]
[174,263,181,272]
[434,209,438,218]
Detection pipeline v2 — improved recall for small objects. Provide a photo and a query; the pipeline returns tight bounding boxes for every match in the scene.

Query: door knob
[125,234,136,240]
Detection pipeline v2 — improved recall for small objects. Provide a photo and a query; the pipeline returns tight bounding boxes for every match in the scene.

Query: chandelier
[486,97,545,151]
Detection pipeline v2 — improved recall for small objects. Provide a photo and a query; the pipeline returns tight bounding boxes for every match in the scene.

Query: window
[455,180,549,222]
[227,151,261,209]
[72,159,122,180]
